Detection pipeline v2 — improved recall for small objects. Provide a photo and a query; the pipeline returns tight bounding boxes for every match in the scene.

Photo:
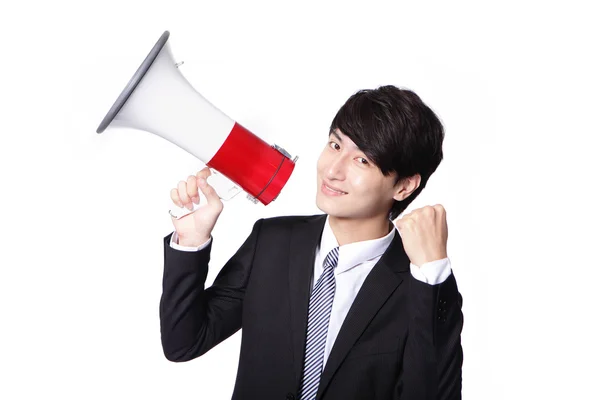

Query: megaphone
[96,31,297,219]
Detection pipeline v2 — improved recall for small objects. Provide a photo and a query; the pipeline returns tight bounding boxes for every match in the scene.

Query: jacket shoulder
[258,213,325,231]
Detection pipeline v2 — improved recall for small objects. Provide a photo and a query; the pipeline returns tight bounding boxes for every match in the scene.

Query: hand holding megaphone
[168,168,241,220]
[169,167,223,246]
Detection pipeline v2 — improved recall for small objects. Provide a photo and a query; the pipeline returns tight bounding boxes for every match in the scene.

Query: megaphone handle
[168,169,242,220]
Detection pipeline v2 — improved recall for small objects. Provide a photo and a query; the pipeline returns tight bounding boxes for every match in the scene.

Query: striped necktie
[299,246,340,400]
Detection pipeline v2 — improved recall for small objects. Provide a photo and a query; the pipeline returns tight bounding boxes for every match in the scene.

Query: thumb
[393,217,403,230]
[197,176,222,204]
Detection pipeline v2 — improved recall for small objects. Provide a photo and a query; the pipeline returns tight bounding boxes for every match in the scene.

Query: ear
[392,174,421,202]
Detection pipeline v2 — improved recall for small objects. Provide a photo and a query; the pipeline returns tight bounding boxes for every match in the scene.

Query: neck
[328,214,393,246]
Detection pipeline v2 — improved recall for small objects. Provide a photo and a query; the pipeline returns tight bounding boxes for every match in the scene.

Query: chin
[317,195,385,222]
[315,193,328,214]
[316,193,336,216]
[315,194,351,218]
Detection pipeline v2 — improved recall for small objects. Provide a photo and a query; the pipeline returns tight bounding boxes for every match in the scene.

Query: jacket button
[286,393,295,400]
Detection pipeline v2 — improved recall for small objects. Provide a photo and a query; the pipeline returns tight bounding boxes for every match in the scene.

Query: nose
[325,153,347,180]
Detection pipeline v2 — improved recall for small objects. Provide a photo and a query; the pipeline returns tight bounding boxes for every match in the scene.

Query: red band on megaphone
[207,122,295,204]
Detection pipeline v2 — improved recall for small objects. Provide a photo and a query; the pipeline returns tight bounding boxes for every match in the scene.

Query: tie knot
[323,247,339,270]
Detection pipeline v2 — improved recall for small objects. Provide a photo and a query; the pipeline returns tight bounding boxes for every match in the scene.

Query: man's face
[316,129,401,220]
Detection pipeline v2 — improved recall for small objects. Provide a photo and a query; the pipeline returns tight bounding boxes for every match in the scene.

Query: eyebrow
[330,130,342,141]
[329,130,359,150]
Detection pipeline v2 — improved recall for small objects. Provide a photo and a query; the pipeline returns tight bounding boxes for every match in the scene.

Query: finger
[170,188,183,208]
[197,176,223,208]
[196,167,213,181]
[177,180,193,210]
[393,216,404,230]
[394,215,414,230]
[186,175,199,204]
[433,204,445,215]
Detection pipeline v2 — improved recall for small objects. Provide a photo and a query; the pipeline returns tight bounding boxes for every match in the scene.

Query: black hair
[329,85,445,220]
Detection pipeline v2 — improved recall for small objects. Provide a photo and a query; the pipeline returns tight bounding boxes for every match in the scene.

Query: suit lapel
[287,216,411,398]
[289,214,328,386]
[316,231,410,400]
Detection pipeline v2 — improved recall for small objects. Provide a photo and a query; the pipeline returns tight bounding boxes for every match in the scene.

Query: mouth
[321,182,348,196]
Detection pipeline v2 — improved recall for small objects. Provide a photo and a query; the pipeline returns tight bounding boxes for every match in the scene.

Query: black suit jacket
[160,214,463,399]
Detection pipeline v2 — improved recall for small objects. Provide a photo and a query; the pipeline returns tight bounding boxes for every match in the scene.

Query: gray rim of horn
[96,31,171,133]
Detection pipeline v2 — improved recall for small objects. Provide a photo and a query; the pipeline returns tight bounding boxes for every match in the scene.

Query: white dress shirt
[169,216,452,365]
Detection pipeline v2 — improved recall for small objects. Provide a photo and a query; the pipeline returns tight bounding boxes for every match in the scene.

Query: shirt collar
[318,215,396,275]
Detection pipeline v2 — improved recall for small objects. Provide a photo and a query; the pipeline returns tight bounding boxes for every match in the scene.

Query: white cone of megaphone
[96,31,297,219]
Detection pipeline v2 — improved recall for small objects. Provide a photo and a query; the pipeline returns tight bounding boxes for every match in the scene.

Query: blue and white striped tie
[299,247,340,400]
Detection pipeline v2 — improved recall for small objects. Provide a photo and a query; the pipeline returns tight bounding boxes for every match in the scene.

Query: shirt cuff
[409,258,452,285]
[169,230,212,252]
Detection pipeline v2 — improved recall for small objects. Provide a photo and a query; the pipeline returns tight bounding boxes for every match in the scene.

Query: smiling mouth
[322,182,348,195]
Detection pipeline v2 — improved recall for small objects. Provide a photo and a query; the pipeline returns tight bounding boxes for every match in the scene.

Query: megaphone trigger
[206,169,242,201]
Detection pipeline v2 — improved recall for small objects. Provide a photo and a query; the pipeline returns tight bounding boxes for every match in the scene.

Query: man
[160,85,463,399]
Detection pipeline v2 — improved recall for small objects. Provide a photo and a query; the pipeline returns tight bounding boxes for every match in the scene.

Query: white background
[1,1,598,399]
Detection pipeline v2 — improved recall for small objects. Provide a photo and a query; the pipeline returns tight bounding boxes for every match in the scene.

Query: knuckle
[422,206,434,215]
[178,190,190,201]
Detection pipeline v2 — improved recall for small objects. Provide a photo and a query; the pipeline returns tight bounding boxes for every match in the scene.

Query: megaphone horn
[96,31,297,218]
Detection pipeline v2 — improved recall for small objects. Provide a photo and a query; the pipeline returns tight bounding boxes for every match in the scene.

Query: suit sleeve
[395,271,464,399]
[159,219,264,362]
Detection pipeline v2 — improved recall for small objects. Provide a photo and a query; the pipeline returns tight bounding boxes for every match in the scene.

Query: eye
[329,141,340,150]
[357,157,369,165]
